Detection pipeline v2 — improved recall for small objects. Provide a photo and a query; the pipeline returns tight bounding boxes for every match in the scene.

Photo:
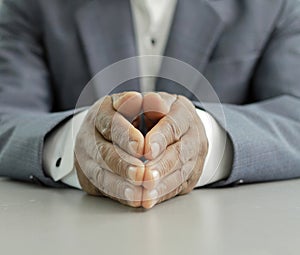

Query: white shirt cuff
[195,109,233,187]
[43,110,88,189]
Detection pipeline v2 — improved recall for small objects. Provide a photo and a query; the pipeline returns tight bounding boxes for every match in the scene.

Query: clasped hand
[75,92,208,209]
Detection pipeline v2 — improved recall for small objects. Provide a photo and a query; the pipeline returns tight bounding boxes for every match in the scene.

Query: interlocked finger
[95,95,144,157]
[145,97,195,159]
[143,128,200,189]
[142,169,184,209]
[112,92,143,120]
[77,158,143,207]
[143,92,177,131]
[95,141,145,184]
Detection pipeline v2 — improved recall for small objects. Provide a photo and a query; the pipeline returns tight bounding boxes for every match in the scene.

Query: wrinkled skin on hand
[74,92,208,209]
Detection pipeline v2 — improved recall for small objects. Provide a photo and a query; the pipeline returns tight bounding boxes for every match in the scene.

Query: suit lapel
[75,0,224,98]
[156,0,225,98]
[75,0,139,96]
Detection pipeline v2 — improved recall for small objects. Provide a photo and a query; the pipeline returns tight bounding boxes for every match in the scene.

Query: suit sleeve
[206,0,300,186]
[0,0,73,186]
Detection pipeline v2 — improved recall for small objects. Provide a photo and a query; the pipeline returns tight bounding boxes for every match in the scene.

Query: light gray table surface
[0,177,299,255]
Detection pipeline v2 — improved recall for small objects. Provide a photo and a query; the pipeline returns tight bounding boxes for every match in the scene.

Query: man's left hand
[141,92,208,209]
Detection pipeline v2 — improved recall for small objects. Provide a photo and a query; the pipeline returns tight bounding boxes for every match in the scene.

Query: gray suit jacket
[0,0,300,187]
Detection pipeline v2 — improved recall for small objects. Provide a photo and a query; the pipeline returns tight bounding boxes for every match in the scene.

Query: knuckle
[176,98,196,122]
[156,181,168,197]
[76,125,89,144]
[95,168,105,189]
[199,137,208,158]
[158,92,177,104]
[95,143,109,166]
[116,156,123,170]
[174,142,186,163]
[181,161,194,180]
[115,157,127,176]
[100,145,131,176]
[164,116,182,141]
[158,92,172,98]
[178,95,195,110]
[86,97,107,123]
[176,170,185,185]
[157,173,182,198]
[110,115,129,145]
[182,135,198,160]
[85,107,97,123]
[98,114,112,139]
[159,156,175,176]
[148,148,180,177]
[81,162,105,190]
[101,175,122,198]
[75,134,84,152]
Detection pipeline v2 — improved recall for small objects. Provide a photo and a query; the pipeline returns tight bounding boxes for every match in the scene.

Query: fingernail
[143,170,160,190]
[152,170,160,181]
[129,141,139,154]
[149,189,158,200]
[127,166,137,181]
[143,190,159,209]
[125,188,134,201]
[151,143,160,158]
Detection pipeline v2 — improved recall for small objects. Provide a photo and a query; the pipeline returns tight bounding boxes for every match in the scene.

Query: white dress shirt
[43,0,233,189]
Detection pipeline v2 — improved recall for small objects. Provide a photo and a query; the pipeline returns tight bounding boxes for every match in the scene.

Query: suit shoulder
[236,0,300,33]
[1,0,83,14]
[1,0,42,22]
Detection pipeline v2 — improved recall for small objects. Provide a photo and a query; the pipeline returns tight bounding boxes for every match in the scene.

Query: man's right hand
[74,92,145,207]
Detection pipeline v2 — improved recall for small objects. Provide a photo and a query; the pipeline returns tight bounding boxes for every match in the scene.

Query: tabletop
[0,177,299,255]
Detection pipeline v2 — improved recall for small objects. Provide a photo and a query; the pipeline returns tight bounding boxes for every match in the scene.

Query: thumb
[143,92,176,131]
[112,92,143,120]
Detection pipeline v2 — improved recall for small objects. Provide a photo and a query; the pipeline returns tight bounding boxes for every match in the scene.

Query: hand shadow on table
[0,178,145,214]
[77,193,147,214]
